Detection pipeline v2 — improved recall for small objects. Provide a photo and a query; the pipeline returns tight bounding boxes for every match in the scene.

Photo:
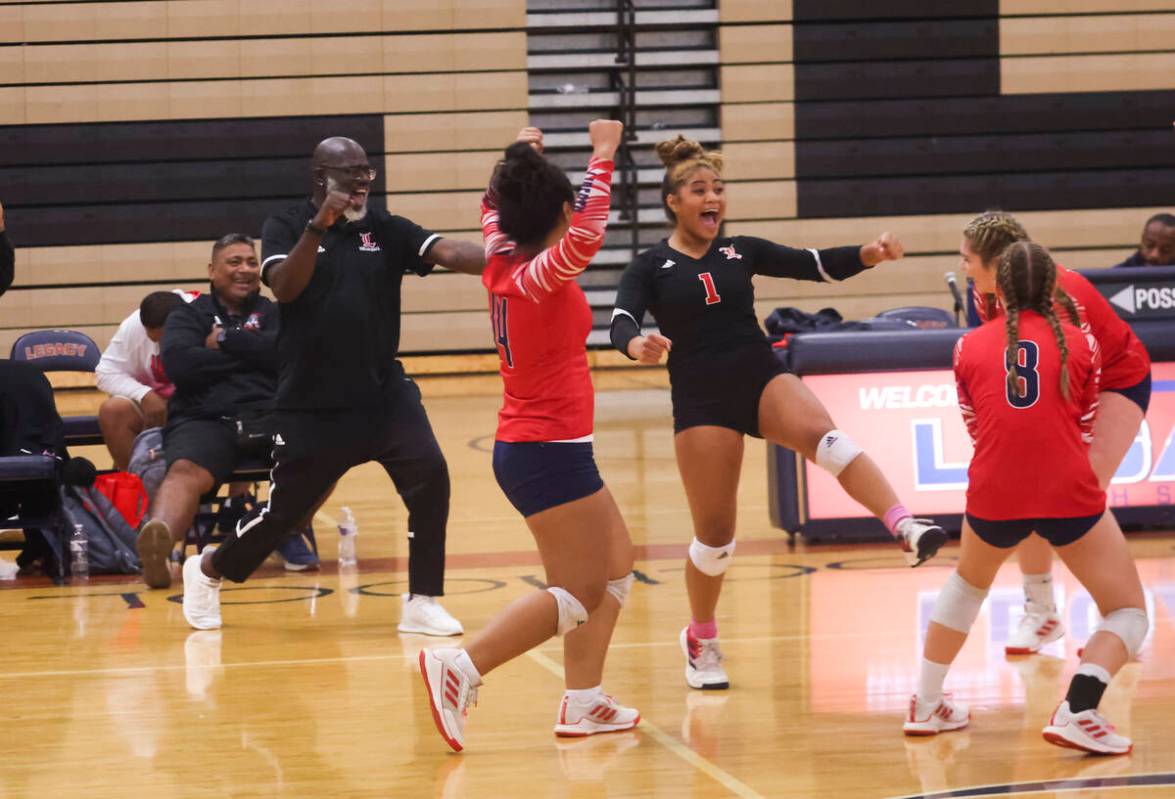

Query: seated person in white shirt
[96,291,193,470]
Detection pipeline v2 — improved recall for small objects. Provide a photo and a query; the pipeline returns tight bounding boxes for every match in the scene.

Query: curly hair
[489,141,574,249]
[655,135,724,224]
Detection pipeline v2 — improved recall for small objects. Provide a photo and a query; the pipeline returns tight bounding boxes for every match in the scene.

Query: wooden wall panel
[720,64,795,103]
[1002,52,1175,94]
[725,180,798,221]
[387,191,484,233]
[722,102,795,143]
[719,0,793,23]
[1001,0,1175,13]
[719,24,793,64]
[722,142,795,181]
[1001,13,1175,55]
[384,110,529,154]
[385,151,500,193]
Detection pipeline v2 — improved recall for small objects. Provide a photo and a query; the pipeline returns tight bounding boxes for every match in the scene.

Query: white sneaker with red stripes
[903,694,970,736]
[419,648,478,752]
[553,693,640,737]
[1043,701,1132,755]
[1005,608,1064,655]
[680,627,730,690]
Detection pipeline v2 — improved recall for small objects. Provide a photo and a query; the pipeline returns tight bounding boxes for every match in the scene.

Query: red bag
[94,472,149,529]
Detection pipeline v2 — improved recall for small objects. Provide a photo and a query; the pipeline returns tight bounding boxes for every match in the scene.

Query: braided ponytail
[996,241,1070,401]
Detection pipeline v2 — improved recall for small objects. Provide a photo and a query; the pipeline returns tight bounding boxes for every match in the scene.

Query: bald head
[313,136,367,168]
[311,136,376,222]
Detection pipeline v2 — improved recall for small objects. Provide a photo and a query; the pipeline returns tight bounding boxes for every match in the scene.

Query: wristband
[305,221,327,236]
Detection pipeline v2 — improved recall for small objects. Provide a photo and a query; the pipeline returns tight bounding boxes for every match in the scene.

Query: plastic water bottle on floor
[338,507,358,568]
[69,523,89,582]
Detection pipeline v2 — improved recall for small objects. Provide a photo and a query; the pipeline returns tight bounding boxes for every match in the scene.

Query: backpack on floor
[60,484,142,575]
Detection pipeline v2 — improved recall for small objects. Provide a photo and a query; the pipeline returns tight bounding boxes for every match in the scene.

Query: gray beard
[325,176,368,222]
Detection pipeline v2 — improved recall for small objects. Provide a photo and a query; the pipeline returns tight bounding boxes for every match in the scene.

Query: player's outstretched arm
[426,238,486,276]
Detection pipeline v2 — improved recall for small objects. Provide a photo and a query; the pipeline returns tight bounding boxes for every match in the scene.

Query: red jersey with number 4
[954,312,1105,520]
[974,265,1150,391]
[481,157,614,442]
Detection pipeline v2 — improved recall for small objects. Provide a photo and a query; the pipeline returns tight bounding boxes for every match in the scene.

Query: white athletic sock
[1075,662,1112,684]
[454,649,483,686]
[1022,572,1056,613]
[564,685,603,705]
[917,659,951,709]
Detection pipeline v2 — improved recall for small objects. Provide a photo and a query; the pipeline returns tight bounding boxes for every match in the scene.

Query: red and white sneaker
[553,693,640,737]
[1005,608,1064,655]
[419,648,478,752]
[1043,701,1132,755]
[680,627,729,690]
[903,694,970,736]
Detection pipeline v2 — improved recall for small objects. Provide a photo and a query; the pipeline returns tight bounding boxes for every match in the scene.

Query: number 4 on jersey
[698,272,722,305]
[491,294,513,368]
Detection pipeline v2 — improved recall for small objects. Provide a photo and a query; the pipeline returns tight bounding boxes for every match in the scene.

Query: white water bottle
[338,507,358,567]
[69,523,90,582]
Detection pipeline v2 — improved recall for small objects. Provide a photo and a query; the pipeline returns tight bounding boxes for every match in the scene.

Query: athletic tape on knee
[929,572,988,633]
[814,429,863,477]
[547,586,588,636]
[605,573,634,607]
[689,538,736,577]
[1097,607,1148,658]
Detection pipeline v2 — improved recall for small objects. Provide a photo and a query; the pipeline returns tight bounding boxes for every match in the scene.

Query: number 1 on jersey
[698,272,722,305]
[490,294,514,368]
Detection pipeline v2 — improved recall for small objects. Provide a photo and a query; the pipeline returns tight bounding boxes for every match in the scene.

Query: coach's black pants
[211,384,450,594]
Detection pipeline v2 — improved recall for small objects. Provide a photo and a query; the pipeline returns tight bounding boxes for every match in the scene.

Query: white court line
[524,649,767,799]
[0,630,909,681]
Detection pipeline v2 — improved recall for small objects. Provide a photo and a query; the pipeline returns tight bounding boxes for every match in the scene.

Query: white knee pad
[605,573,634,607]
[547,586,588,636]
[929,572,989,633]
[814,429,863,477]
[688,538,735,577]
[1097,607,1148,658]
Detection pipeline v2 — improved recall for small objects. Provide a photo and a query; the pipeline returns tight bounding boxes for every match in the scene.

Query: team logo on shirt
[660,259,675,269]
[719,244,742,260]
[358,232,381,253]
[243,312,263,331]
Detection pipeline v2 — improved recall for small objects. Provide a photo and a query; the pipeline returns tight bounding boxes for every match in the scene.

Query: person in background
[1,201,14,297]
[1111,213,1174,268]
[96,291,192,470]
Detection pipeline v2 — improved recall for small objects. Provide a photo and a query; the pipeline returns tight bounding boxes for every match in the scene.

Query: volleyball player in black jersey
[610,136,947,690]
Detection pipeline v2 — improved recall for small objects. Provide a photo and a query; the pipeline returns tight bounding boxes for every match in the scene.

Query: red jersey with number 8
[953,311,1105,520]
[481,157,614,442]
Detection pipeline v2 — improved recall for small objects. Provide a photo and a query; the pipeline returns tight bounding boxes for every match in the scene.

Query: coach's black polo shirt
[261,200,439,411]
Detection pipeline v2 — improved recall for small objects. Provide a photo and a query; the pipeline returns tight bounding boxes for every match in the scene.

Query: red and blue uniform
[954,311,1104,522]
[481,156,614,443]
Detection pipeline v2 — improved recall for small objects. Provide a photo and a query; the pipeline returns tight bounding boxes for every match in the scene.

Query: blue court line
[888,772,1175,799]
[1153,380,1175,392]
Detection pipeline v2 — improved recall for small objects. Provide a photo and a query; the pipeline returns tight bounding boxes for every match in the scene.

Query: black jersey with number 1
[610,236,868,435]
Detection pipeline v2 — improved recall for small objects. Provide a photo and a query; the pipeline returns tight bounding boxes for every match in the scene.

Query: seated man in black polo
[136,233,315,589]
[1111,212,1174,268]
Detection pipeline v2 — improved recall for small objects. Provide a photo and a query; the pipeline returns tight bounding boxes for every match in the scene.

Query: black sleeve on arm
[260,213,299,287]
[609,258,653,359]
[383,215,438,277]
[742,236,867,282]
[160,303,240,392]
[219,325,278,373]
[0,231,13,297]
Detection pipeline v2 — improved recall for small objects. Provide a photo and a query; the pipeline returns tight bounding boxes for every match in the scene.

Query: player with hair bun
[907,241,1147,755]
[419,120,640,752]
[609,135,947,691]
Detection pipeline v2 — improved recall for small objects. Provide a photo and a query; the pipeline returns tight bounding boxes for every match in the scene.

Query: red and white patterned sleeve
[480,193,511,259]
[1078,333,1101,445]
[509,157,614,302]
[953,335,979,446]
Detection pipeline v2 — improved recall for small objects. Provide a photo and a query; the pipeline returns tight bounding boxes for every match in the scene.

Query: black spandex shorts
[671,345,788,438]
[966,512,1103,549]
[1103,372,1151,415]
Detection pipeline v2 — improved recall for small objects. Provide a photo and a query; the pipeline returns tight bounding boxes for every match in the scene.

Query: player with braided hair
[960,211,1152,655]
[907,241,1147,756]
[610,134,947,691]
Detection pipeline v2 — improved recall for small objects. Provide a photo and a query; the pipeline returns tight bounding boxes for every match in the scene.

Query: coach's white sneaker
[680,627,729,690]
[419,648,478,752]
[399,593,464,636]
[897,518,948,567]
[1005,607,1064,655]
[903,694,970,736]
[554,692,640,737]
[1043,701,1132,755]
[182,546,222,631]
